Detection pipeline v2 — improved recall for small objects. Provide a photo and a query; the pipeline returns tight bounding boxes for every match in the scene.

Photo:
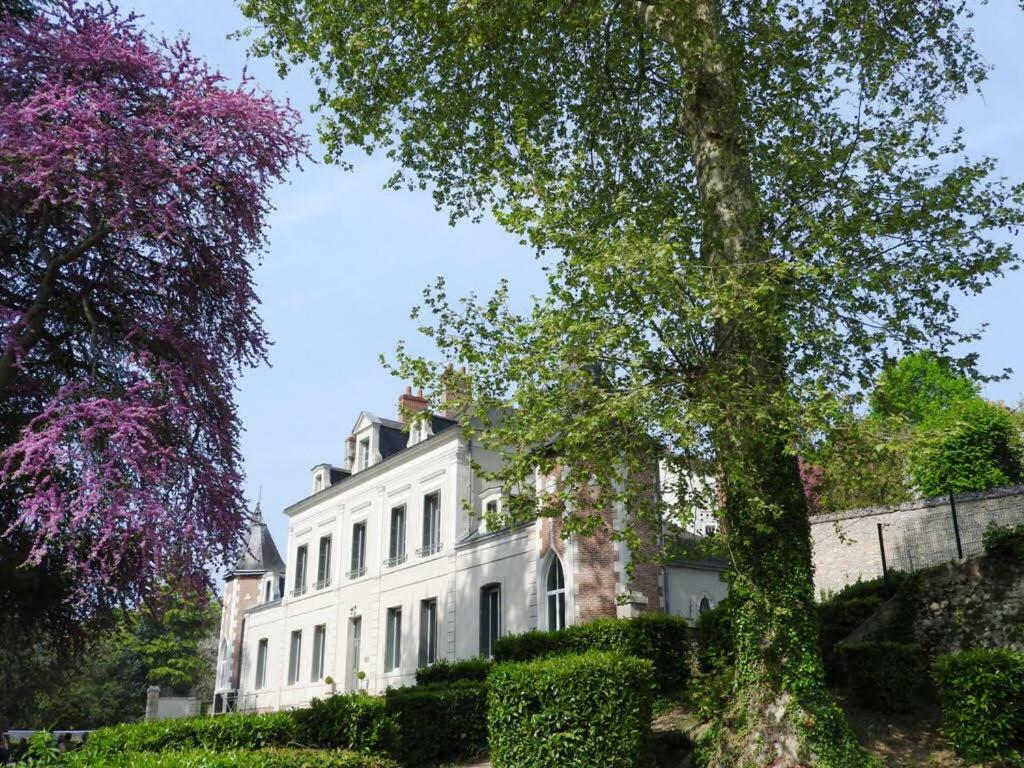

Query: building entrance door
[349,617,362,691]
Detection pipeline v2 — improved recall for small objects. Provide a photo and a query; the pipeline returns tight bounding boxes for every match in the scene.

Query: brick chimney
[344,434,357,471]
[398,386,428,423]
[439,366,470,419]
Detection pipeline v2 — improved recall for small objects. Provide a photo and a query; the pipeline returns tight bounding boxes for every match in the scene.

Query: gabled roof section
[231,505,286,576]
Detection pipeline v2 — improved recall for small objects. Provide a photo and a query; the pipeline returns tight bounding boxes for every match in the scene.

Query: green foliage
[86,713,296,754]
[414,657,492,685]
[818,597,883,681]
[911,398,1024,497]
[488,651,655,768]
[492,613,689,695]
[983,522,1024,560]
[65,748,397,768]
[837,642,930,713]
[933,649,1024,765]
[694,597,734,673]
[292,695,390,754]
[385,681,488,766]
[870,353,978,426]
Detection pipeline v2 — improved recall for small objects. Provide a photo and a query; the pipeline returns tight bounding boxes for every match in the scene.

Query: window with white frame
[287,630,302,685]
[359,437,371,470]
[293,545,308,596]
[348,521,366,578]
[480,584,502,658]
[419,492,441,556]
[316,535,332,588]
[546,556,567,631]
[386,505,406,567]
[698,596,712,615]
[385,606,402,671]
[311,624,326,681]
[419,598,438,667]
[255,638,268,689]
[263,580,272,603]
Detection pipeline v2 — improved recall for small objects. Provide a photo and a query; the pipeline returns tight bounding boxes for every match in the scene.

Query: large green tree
[243,1,1024,764]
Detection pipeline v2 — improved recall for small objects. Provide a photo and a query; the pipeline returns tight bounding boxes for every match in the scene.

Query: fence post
[877,522,889,585]
[949,492,964,560]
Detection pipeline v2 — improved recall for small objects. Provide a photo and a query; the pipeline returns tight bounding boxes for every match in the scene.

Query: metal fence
[878,489,1024,577]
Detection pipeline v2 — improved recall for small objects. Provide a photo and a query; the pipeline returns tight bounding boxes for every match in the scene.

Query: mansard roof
[230,506,286,576]
[353,410,460,462]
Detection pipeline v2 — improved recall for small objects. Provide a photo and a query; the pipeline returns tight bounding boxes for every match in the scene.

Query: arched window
[698,596,712,615]
[546,556,566,631]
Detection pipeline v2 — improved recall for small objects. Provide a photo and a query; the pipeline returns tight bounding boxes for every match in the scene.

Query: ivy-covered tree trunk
[668,2,868,764]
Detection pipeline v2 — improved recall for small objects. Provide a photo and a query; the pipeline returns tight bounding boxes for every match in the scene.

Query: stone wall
[811,485,1024,597]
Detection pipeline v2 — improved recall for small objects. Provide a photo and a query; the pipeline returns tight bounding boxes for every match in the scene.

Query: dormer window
[359,437,371,470]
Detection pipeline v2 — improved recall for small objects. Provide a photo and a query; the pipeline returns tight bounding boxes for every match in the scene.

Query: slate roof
[231,505,286,576]
[377,415,459,461]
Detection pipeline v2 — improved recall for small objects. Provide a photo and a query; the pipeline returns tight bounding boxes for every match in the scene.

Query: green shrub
[694,597,734,672]
[292,694,392,753]
[414,657,492,685]
[86,712,297,754]
[837,641,930,713]
[68,747,398,767]
[983,521,1024,561]
[933,648,1024,765]
[825,572,912,604]
[493,612,690,693]
[818,596,883,681]
[488,651,655,768]
[385,681,488,766]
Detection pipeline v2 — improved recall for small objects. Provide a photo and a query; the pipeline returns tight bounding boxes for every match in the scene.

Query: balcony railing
[346,566,366,580]
[383,553,407,568]
[314,577,331,590]
[416,541,443,558]
[290,585,307,598]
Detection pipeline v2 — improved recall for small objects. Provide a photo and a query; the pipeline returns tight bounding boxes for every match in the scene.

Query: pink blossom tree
[0,0,306,617]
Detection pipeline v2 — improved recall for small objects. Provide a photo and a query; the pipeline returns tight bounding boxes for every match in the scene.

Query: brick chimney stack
[398,386,429,423]
[344,434,357,471]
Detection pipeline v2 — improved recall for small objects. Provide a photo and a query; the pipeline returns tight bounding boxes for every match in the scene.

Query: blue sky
[126,1,1024,552]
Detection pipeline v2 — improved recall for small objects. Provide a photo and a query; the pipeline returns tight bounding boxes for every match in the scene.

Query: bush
[385,681,488,766]
[68,748,398,767]
[933,648,1024,765]
[488,651,655,768]
[86,712,297,754]
[818,596,883,681]
[983,521,1024,561]
[292,694,392,753]
[493,612,690,694]
[837,641,930,713]
[414,657,492,685]
[694,597,734,672]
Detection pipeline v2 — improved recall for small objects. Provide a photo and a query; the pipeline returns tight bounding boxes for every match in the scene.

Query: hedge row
[414,657,492,685]
[488,651,655,768]
[87,684,486,768]
[386,681,488,766]
[67,748,398,767]
[837,641,930,713]
[934,648,1024,765]
[492,612,690,693]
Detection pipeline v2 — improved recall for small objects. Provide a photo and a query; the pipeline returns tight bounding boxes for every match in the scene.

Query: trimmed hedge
[86,712,296,754]
[293,694,392,753]
[983,521,1024,561]
[837,641,930,713]
[493,612,690,693]
[818,596,883,681]
[933,648,1024,765]
[694,597,734,672]
[68,748,398,767]
[385,680,488,766]
[414,657,492,685]
[488,651,656,768]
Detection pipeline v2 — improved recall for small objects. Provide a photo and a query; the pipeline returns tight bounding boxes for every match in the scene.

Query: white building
[214,388,727,713]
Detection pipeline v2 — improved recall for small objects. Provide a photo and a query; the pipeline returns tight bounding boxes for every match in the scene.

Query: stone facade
[810,485,1024,597]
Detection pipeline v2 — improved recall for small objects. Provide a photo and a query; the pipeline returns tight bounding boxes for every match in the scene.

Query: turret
[213,505,285,712]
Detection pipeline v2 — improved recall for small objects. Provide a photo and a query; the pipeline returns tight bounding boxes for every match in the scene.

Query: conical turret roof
[230,504,286,576]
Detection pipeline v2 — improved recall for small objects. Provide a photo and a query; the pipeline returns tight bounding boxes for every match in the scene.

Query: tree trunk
[644,1,872,765]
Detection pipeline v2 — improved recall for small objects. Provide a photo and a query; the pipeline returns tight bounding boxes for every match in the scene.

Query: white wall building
[214,388,727,713]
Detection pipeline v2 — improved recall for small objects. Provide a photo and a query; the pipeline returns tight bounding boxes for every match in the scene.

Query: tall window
[263,580,272,603]
[359,437,370,470]
[546,557,566,631]
[480,584,502,658]
[287,630,302,685]
[420,492,441,556]
[386,505,406,567]
[311,624,327,681]
[698,596,712,615]
[293,545,308,596]
[385,606,402,671]
[255,638,268,689]
[419,598,438,667]
[348,522,366,578]
[316,535,332,588]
